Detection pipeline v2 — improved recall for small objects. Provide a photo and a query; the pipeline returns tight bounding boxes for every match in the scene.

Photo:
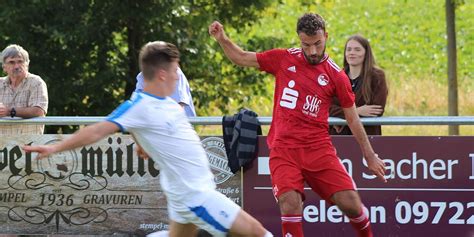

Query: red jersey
[256,48,355,148]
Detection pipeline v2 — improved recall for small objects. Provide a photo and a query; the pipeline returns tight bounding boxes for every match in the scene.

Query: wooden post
[446,0,459,135]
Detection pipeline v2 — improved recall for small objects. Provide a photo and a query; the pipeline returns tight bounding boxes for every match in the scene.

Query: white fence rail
[1,116,473,126]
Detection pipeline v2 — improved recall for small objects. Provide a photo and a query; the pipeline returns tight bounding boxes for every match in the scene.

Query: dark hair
[139,41,180,81]
[343,34,385,103]
[296,13,326,35]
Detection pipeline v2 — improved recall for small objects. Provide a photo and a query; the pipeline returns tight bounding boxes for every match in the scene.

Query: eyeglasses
[4,59,26,66]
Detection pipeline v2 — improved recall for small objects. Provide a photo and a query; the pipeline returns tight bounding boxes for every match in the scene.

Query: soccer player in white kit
[22,41,272,237]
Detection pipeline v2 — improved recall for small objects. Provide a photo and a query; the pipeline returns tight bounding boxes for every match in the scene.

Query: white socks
[146,230,169,237]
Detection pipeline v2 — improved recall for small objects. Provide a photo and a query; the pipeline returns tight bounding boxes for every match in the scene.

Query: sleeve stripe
[106,119,125,133]
[107,94,143,121]
[327,58,342,72]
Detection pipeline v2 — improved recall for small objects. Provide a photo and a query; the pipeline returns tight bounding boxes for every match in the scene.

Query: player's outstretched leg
[229,209,273,237]
[332,190,373,237]
[189,190,273,237]
[168,221,198,237]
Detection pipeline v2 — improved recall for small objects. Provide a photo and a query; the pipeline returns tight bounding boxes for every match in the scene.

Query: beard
[303,47,326,65]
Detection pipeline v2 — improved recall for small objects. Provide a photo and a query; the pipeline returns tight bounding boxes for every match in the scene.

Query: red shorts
[269,144,356,203]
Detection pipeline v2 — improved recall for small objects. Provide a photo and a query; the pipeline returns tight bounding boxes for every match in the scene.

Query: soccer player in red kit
[209,13,387,237]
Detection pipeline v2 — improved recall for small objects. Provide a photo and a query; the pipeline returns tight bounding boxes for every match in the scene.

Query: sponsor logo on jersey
[287,66,296,72]
[302,94,322,118]
[317,74,329,86]
[201,137,234,184]
[279,80,299,109]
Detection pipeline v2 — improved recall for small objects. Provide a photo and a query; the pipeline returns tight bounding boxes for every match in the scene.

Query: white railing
[0,116,473,126]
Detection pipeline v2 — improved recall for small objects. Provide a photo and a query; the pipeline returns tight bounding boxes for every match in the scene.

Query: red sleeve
[256,49,286,74]
[334,70,355,108]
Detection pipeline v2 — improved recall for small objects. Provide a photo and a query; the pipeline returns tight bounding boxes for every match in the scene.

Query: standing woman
[330,34,388,135]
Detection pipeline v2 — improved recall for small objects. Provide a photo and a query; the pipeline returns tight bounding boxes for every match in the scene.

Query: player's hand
[22,145,56,160]
[209,21,225,41]
[136,144,150,160]
[357,104,383,117]
[365,153,387,183]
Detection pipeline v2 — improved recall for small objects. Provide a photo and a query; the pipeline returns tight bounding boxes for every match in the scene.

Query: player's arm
[22,121,119,159]
[209,21,258,68]
[342,105,386,182]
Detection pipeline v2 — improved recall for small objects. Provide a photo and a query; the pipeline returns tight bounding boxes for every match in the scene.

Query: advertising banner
[243,136,474,237]
[2,135,472,236]
[0,135,240,235]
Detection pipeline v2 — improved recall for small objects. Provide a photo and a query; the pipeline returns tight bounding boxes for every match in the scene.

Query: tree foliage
[0,0,274,132]
[1,0,472,134]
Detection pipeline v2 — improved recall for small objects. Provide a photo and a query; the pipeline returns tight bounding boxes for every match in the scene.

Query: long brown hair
[343,34,382,104]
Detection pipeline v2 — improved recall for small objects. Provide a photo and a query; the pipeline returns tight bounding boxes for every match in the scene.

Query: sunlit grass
[383,125,474,136]
[196,75,473,136]
[383,75,473,135]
